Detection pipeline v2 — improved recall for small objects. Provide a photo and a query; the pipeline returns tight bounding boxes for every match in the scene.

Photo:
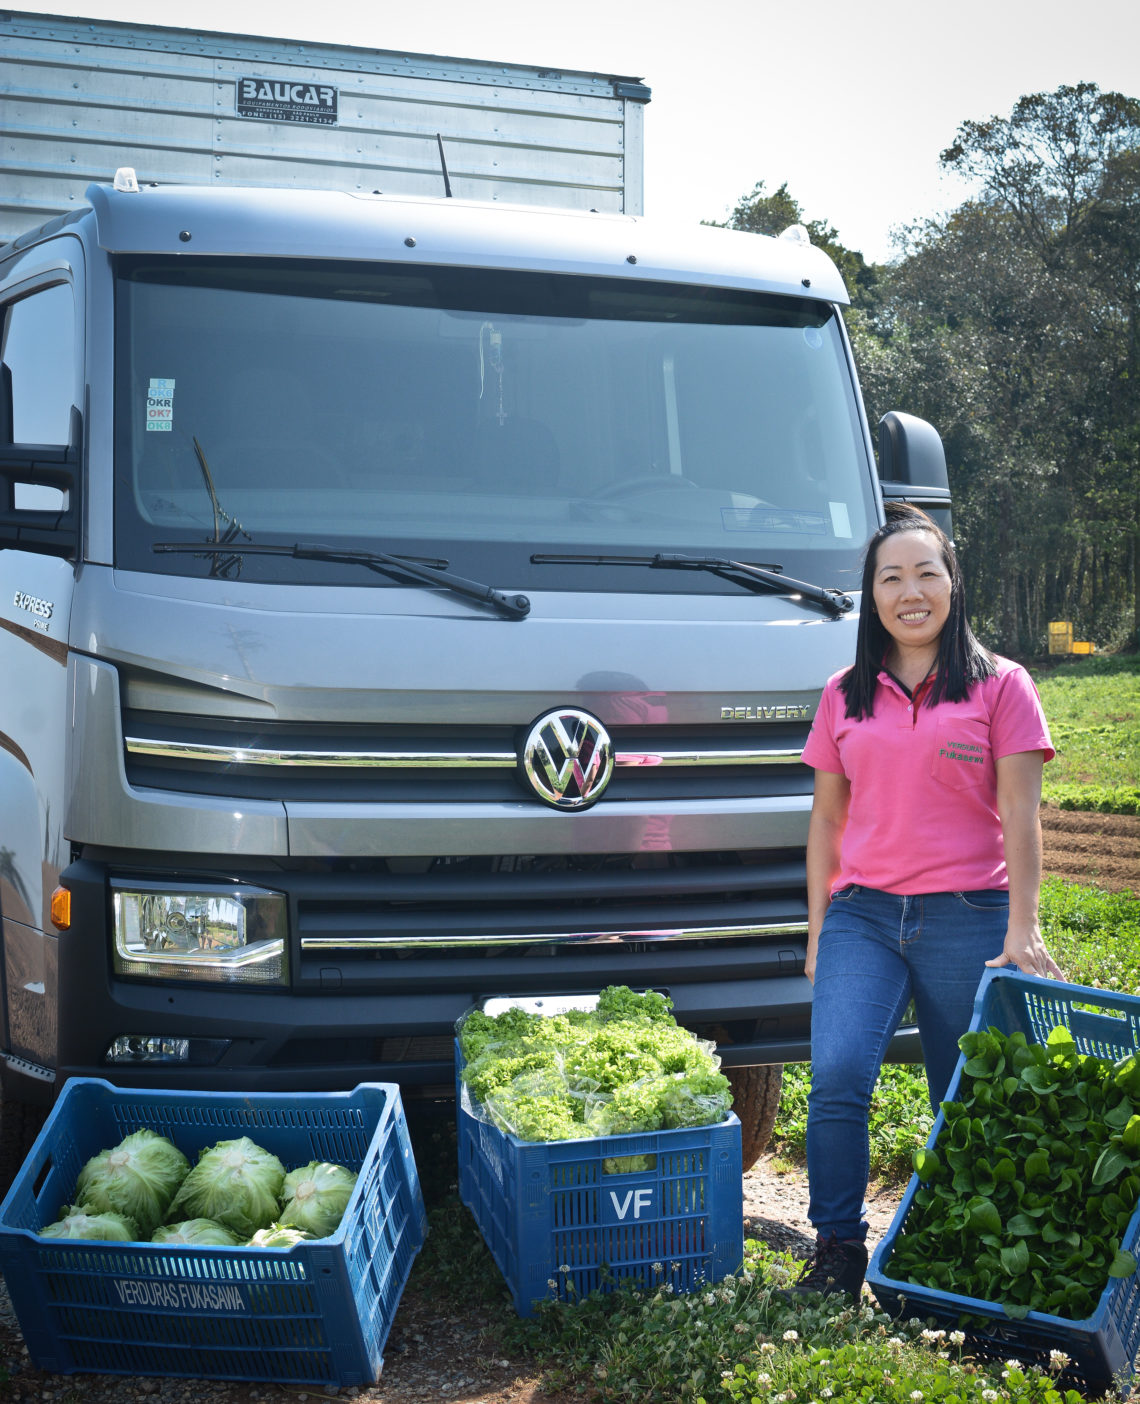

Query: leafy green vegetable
[151,1218,241,1246]
[278,1161,358,1237]
[457,985,730,1142]
[890,1024,1140,1320]
[166,1137,285,1239]
[74,1128,189,1238]
[40,1205,139,1240]
[247,1223,317,1249]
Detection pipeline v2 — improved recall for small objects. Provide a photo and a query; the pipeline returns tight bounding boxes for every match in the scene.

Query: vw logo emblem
[520,708,614,810]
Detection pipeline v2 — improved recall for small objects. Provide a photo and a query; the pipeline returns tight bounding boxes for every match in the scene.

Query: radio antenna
[436,133,453,198]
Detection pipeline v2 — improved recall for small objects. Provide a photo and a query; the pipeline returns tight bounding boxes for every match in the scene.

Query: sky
[18,0,1140,262]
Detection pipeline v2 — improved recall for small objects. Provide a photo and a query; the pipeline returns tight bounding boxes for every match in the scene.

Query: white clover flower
[982,1392,998,1402]
[734,1322,748,1334]
[721,1370,734,1380]
[822,1391,834,1400]
[760,1341,777,1354]
[559,1264,571,1274]
[652,1261,664,1273]
[756,1373,772,1386]
[949,1330,966,1346]
[782,1328,799,1342]
[888,1336,905,1351]
[741,1270,755,1284]
[910,1392,924,1401]
[704,1292,717,1305]
[547,1278,557,1290]
[719,1288,734,1303]
[1049,1349,1071,1371]
[1005,1358,1021,1370]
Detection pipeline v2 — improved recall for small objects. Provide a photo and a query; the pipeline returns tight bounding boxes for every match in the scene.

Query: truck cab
[0,178,943,1175]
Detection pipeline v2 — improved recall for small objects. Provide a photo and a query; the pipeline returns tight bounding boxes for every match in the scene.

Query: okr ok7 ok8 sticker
[146,377,175,432]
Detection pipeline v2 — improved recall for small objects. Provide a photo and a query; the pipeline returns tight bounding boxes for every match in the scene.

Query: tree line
[720,83,1139,656]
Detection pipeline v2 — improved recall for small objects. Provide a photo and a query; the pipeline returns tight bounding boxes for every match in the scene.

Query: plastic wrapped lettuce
[248,1223,317,1249]
[166,1137,285,1239]
[151,1218,242,1246]
[40,1205,139,1240]
[457,985,732,1142]
[74,1128,189,1237]
[278,1161,358,1238]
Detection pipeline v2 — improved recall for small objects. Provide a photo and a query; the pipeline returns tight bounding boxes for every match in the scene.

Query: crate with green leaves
[868,969,1140,1395]
[455,986,743,1316]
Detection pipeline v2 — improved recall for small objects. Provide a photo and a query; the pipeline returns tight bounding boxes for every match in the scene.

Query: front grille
[121,712,812,804]
[286,848,807,979]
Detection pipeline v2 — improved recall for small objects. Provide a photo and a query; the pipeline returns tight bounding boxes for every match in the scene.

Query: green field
[1031,654,1140,812]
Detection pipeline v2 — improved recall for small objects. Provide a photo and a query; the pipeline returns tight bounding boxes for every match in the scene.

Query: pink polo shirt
[802,657,1054,895]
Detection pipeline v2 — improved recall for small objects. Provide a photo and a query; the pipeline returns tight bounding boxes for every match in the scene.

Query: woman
[792,503,1061,1301]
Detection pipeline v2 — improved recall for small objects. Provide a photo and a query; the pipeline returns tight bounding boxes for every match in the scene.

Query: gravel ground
[0,1157,902,1404]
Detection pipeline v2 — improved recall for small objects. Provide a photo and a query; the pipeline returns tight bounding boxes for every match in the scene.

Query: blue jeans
[806,884,1009,1242]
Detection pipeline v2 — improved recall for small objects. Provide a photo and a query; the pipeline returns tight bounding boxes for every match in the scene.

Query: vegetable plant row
[457,984,732,1141]
[40,1130,358,1246]
[890,1024,1140,1321]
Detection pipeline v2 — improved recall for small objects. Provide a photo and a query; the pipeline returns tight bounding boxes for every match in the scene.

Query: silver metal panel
[0,11,648,244]
[282,795,812,859]
[65,654,290,856]
[74,183,849,305]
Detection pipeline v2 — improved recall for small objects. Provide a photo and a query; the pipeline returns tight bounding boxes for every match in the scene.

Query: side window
[1,282,76,507]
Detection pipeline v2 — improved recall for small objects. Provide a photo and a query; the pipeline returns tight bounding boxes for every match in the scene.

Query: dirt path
[1041,805,1140,894]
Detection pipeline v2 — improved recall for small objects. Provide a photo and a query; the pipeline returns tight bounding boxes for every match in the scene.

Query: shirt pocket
[930,718,991,792]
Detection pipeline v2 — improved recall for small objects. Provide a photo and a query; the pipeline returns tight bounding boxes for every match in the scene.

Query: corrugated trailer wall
[0,10,649,243]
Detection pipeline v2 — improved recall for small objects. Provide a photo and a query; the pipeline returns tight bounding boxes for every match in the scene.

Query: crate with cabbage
[456,985,732,1142]
[40,1128,358,1246]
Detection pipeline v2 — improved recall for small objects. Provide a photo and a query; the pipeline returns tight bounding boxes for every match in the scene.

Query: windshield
[113,258,876,592]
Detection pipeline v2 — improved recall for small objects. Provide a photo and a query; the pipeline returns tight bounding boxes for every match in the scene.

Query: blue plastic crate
[868,969,1140,1394]
[456,1044,743,1316]
[0,1078,427,1386]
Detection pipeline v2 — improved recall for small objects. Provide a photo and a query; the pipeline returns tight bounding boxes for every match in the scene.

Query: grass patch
[1031,654,1140,798]
[512,1240,1087,1403]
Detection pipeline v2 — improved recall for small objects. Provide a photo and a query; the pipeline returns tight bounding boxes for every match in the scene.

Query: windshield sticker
[803,327,824,350]
[829,501,853,538]
[721,507,828,534]
[146,378,175,433]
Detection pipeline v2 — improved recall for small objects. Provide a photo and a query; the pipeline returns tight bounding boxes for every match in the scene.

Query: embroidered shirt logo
[940,741,985,766]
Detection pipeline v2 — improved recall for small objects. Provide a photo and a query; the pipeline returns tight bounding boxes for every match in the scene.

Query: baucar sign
[236,78,338,126]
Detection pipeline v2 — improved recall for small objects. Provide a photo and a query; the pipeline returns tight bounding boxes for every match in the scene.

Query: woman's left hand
[985,921,1064,980]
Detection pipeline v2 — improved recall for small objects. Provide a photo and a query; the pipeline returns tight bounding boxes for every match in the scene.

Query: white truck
[0,11,944,1182]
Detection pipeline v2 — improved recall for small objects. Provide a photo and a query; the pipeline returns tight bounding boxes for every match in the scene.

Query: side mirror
[877,411,952,536]
[0,405,81,559]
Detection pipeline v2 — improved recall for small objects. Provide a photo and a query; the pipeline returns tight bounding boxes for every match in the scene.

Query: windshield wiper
[153,540,531,619]
[533,552,854,616]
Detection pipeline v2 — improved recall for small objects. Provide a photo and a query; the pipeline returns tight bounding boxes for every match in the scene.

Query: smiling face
[870,529,953,661]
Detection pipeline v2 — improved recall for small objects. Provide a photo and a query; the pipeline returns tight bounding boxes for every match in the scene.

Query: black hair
[839,503,996,720]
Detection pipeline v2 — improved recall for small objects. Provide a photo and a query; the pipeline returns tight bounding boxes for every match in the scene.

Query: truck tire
[727,1064,783,1173]
[0,1095,47,1198]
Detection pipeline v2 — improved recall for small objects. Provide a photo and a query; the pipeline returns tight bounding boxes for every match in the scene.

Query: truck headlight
[111,881,287,985]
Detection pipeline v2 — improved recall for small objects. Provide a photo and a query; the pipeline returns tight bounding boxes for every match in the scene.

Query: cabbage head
[40,1205,138,1240]
[75,1129,189,1237]
[166,1137,284,1238]
[151,1218,241,1246]
[278,1161,357,1238]
[247,1223,316,1249]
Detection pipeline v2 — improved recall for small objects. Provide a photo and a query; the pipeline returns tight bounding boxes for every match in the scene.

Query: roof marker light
[779,223,811,246]
[113,166,140,193]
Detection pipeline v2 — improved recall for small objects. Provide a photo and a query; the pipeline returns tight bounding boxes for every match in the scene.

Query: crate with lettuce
[456,986,743,1315]
[0,1079,425,1387]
